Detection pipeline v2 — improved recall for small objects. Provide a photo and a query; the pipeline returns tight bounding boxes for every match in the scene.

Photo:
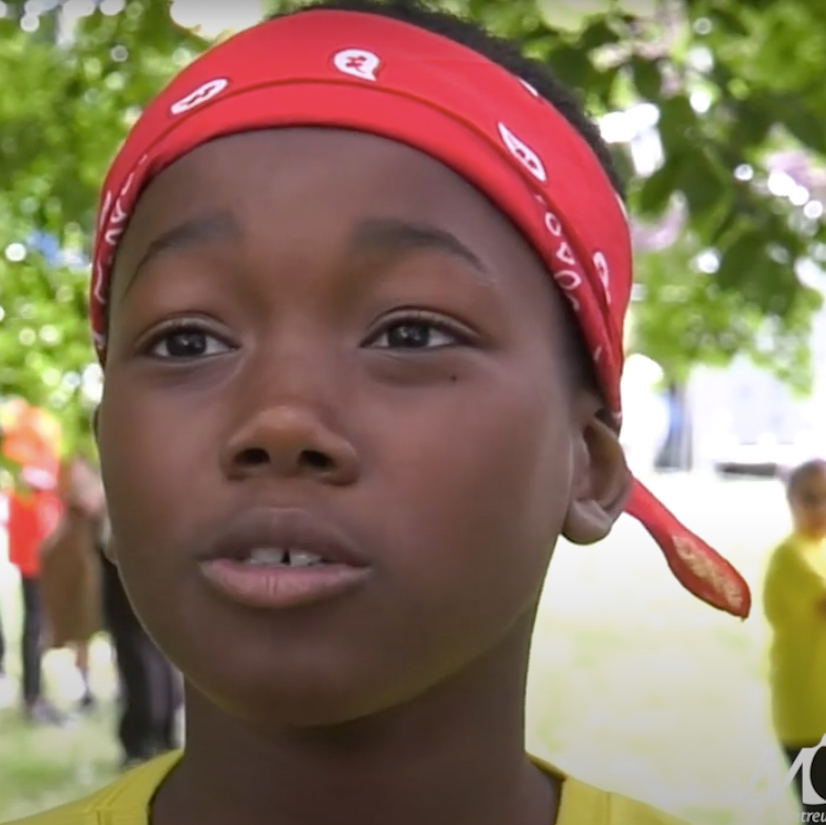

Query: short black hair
[787,459,826,497]
[271,0,618,400]
[273,0,624,197]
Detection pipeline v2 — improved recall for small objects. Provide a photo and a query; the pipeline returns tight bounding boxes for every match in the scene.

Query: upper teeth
[246,548,324,567]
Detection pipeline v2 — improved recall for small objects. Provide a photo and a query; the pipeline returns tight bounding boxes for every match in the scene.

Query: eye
[146,324,232,360]
[368,315,462,350]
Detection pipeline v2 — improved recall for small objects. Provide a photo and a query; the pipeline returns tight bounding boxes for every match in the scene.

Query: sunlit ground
[0,474,799,824]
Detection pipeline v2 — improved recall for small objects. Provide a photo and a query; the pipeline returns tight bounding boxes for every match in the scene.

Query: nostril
[302,449,333,470]
[236,447,270,467]
[231,447,336,473]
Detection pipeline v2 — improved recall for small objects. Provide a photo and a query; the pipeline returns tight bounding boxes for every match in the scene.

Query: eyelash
[139,310,474,360]
[366,310,474,348]
[140,318,233,358]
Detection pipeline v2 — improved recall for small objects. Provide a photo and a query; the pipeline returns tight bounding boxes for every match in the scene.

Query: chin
[154,599,447,730]
[204,675,405,729]
[182,643,414,729]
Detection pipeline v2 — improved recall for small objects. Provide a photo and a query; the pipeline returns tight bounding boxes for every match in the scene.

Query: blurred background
[0,0,825,823]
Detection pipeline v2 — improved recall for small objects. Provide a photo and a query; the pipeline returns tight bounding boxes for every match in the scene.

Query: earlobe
[104,538,118,565]
[562,415,631,546]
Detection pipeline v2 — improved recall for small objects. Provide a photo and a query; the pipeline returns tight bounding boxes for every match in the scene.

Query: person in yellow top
[764,458,826,816]
[6,1,753,823]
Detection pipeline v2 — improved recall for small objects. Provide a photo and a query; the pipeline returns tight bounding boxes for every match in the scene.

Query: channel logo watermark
[741,734,826,823]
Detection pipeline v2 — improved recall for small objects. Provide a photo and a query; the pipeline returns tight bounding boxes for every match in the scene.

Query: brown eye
[371,320,457,350]
[148,326,231,359]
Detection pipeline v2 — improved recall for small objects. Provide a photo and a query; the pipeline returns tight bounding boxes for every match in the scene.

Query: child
[12,2,751,823]
[764,458,826,815]
[39,458,107,712]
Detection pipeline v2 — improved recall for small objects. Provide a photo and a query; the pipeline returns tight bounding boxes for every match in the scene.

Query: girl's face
[96,128,627,726]
[790,467,826,540]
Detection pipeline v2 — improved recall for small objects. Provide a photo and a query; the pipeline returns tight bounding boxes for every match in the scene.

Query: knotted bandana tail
[626,481,750,618]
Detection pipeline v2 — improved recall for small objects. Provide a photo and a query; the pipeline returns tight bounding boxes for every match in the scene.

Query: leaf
[676,149,729,220]
[578,17,620,51]
[726,97,774,150]
[636,161,679,216]
[545,43,598,90]
[707,8,751,38]
[631,55,662,102]
[716,228,766,292]
[657,94,698,153]
[709,205,739,246]
[782,104,826,153]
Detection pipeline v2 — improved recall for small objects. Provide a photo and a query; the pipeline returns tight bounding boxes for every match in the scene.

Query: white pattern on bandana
[593,251,611,305]
[497,122,546,183]
[170,78,229,115]
[333,49,381,81]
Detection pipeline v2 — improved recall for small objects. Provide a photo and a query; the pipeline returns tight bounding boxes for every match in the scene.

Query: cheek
[97,382,222,656]
[369,372,573,620]
[809,508,826,527]
[97,380,217,562]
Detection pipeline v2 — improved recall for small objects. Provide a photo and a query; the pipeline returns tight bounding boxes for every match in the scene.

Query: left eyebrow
[347,217,490,274]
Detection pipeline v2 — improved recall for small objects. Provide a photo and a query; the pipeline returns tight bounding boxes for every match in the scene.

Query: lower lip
[200,559,370,610]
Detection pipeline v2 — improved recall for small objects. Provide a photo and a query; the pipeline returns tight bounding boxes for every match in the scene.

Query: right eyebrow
[123,209,240,294]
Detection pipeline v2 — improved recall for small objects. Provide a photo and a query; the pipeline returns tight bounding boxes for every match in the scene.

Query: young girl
[12,2,751,823]
[764,458,826,815]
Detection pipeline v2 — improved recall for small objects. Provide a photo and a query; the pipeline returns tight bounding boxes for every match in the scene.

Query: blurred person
[6,467,64,723]
[0,489,6,696]
[39,457,106,711]
[0,399,63,718]
[0,596,11,707]
[0,593,5,674]
[763,458,826,815]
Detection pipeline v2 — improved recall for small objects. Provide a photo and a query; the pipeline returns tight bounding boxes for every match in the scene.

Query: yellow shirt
[5,750,685,825]
[763,532,826,745]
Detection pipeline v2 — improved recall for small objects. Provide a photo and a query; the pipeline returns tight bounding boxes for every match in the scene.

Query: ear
[562,412,631,546]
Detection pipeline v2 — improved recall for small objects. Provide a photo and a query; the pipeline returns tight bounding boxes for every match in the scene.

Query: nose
[220,401,360,486]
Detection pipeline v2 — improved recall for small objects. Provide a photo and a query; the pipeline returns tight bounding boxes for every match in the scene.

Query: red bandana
[90,9,751,618]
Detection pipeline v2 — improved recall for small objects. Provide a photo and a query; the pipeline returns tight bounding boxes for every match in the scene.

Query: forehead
[112,128,547,294]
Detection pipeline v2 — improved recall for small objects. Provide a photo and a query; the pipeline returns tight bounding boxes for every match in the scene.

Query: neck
[795,528,826,543]
[154,620,558,825]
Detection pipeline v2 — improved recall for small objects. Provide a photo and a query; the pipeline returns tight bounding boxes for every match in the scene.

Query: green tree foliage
[0,0,208,454]
[463,0,826,389]
[0,0,824,453]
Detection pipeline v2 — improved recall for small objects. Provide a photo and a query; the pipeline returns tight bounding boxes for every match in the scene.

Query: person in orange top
[0,550,8,705]
[6,467,64,723]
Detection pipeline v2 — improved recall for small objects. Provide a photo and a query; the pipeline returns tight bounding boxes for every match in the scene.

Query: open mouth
[199,511,371,609]
[242,548,329,568]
